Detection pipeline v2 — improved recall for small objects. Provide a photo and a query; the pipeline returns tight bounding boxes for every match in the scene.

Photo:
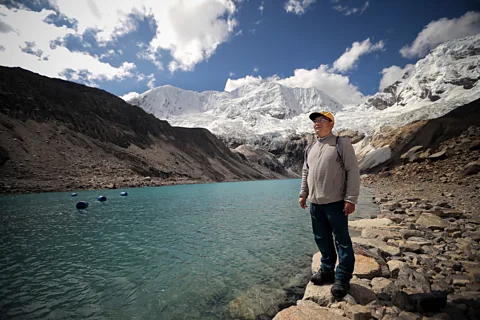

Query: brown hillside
[0,67,290,194]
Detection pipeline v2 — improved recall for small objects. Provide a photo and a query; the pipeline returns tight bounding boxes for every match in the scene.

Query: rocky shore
[272,127,480,320]
[272,191,480,320]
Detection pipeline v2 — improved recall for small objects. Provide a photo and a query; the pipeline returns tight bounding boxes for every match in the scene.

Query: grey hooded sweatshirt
[299,133,360,205]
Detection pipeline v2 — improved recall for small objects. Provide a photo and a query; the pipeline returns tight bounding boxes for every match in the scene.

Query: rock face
[0,67,292,193]
[362,97,480,173]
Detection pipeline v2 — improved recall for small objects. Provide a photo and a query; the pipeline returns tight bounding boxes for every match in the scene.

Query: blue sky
[1,0,479,105]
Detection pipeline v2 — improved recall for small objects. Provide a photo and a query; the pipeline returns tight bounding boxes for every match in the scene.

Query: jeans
[310,201,355,282]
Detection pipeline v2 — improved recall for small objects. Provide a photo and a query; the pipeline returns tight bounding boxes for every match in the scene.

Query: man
[298,111,360,300]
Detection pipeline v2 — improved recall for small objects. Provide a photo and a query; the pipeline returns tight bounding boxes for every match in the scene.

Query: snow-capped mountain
[363,34,480,110]
[128,81,343,144]
[128,34,480,146]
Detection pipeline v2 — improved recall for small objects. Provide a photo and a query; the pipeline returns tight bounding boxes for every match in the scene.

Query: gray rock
[416,213,447,230]
[463,161,480,176]
[345,304,372,320]
[397,311,421,320]
[399,241,424,254]
[371,277,399,299]
[273,303,347,320]
[393,291,447,313]
[428,149,447,161]
[361,227,401,241]
[349,218,393,229]
[352,237,401,258]
[401,229,424,239]
[396,266,431,293]
[388,260,407,278]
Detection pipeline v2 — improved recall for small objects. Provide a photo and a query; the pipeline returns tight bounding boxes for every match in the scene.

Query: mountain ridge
[0,66,292,194]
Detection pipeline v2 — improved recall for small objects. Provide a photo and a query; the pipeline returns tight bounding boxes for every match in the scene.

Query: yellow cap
[309,111,334,123]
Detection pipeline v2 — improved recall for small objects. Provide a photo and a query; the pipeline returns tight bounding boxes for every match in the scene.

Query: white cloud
[225,65,367,105]
[253,67,259,73]
[379,64,414,91]
[332,38,385,73]
[146,73,156,89]
[224,75,263,92]
[259,1,264,14]
[0,6,136,84]
[229,71,235,77]
[400,11,480,59]
[333,1,369,16]
[121,91,140,101]
[284,0,316,16]
[276,65,367,105]
[0,0,239,81]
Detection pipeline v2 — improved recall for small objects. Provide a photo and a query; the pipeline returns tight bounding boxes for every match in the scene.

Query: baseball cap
[309,111,334,123]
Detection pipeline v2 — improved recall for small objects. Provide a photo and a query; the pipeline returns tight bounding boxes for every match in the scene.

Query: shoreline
[0,176,298,196]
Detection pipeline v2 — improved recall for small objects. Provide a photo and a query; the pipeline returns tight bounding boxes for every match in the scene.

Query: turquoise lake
[0,179,378,319]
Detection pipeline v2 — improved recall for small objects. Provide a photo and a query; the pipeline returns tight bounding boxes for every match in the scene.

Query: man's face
[313,116,334,137]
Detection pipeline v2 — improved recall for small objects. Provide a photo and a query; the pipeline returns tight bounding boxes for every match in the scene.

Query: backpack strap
[336,136,345,171]
[304,135,346,171]
[303,139,316,169]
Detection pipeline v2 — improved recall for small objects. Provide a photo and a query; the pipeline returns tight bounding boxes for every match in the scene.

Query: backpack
[303,135,345,171]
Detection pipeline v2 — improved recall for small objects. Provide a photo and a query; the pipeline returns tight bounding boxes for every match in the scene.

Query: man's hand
[299,197,307,209]
[344,202,355,216]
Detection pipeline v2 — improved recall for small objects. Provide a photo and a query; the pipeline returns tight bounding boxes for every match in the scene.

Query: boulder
[352,237,401,258]
[344,304,372,320]
[349,218,393,229]
[228,285,287,320]
[463,161,480,176]
[358,146,392,172]
[303,282,377,307]
[400,146,424,162]
[361,227,401,241]
[393,291,447,313]
[400,229,424,239]
[398,241,424,253]
[416,213,447,230]
[370,277,399,299]
[396,266,431,293]
[387,260,407,278]
[397,311,421,320]
[428,149,447,161]
[273,302,346,320]
[469,140,480,150]
[303,283,334,306]
[312,246,387,280]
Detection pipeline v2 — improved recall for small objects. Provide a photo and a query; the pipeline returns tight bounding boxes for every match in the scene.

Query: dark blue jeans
[310,201,355,282]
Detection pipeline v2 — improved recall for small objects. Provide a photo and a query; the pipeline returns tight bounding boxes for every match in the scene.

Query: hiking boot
[310,269,335,285]
[331,279,350,300]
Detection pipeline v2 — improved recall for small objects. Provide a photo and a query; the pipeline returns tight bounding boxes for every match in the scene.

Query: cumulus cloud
[333,1,369,16]
[332,38,385,73]
[225,65,367,105]
[276,65,367,105]
[400,11,480,59]
[121,91,140,101]
[379,64,414,91]
[225,75,263,92]
[0,0,239,82]
[0,6,136,84]
[284,0,316,16]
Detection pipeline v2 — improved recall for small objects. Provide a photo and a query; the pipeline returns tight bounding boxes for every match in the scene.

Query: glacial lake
[0,179,378,319]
